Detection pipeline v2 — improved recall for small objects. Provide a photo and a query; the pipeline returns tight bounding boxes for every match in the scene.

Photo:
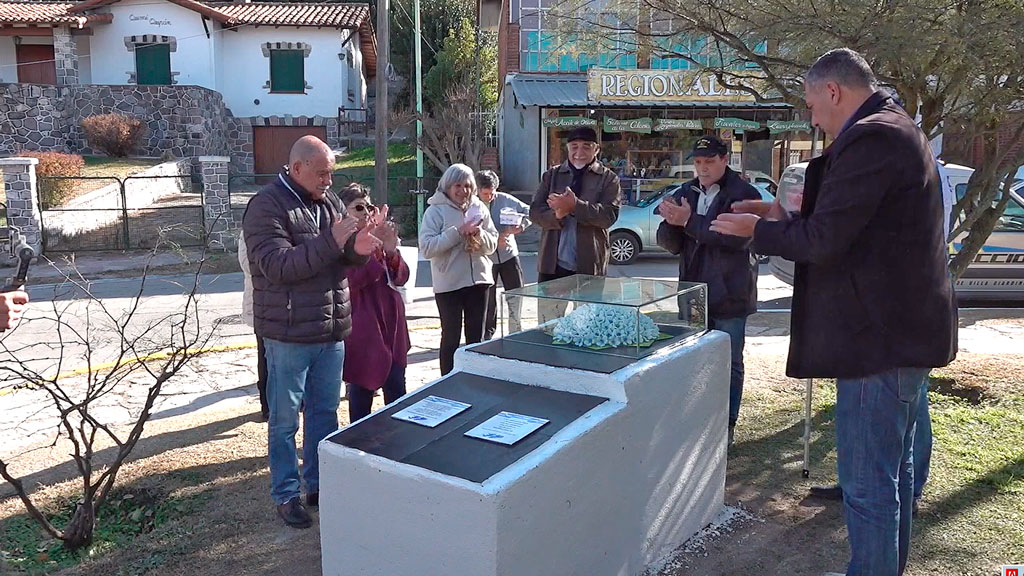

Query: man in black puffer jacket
[656,135,760,446]
[243,135,380,529]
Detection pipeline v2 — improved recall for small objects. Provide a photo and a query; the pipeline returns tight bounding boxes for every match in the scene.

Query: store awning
[506,73,793,109]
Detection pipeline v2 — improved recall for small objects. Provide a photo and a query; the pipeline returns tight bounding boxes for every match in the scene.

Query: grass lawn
[730,353,1024,576]
[333,143,417,183]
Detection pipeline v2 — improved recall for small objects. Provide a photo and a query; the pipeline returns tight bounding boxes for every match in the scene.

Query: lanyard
[279,173,322,229]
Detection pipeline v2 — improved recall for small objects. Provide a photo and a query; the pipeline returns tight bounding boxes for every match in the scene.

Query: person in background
[530,126,621,282]
[476,170,531,339]
[0,290,28,331]
[338,184,411,422]
[419,164,498,376]
[656,135,760,447]
[237,230,269,421]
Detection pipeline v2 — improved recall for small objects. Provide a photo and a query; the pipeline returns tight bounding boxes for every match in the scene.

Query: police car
[768,162,1024,300]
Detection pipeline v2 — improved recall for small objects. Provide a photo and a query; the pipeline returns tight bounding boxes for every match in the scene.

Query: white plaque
[464,411,549,445]
[391,396,471,428]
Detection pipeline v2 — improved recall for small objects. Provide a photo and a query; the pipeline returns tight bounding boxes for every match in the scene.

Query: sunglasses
[352,203,376,213]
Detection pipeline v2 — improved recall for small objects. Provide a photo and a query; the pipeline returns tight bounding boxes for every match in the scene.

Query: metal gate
[38,173,205,252]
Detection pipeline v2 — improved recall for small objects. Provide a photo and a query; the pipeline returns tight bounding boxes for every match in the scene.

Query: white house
[0,0,376,171]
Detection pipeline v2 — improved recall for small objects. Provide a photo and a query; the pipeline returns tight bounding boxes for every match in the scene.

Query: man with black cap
[656,135,760,445]
[530,126,621,282]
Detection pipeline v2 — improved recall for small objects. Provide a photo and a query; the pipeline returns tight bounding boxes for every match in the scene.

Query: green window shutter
[270,50,304,93]
[135,44,171,85]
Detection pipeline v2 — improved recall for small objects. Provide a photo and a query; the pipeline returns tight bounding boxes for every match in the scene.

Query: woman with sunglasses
[419,164,498,375]
[338,183,411,422]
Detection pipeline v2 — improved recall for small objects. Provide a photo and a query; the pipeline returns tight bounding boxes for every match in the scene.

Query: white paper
[391,396,471,428]
[464,411,549,445]
[499,208,524,227]
[464,204,485,225]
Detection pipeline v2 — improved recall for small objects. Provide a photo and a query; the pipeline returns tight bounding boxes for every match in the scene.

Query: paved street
[2,247,1023,462]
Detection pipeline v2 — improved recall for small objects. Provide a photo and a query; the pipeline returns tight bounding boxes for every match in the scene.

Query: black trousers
[538,264,577,283]
[485,257,526,339]
[434,284,490,376]
[347,363,407,422]
[256,335,269,418]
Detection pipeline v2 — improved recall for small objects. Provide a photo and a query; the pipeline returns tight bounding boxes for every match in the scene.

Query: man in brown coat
[530,127,621,281]
[710,49,956,576]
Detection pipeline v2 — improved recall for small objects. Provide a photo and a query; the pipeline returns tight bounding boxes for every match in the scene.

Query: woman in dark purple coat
[339,184,411,422]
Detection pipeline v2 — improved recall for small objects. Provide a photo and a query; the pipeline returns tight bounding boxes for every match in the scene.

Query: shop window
[270,50,305,93]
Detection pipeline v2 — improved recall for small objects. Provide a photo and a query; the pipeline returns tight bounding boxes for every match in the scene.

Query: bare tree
[0,238,217,549]
[545,0,1024,277]
[393,85,487,172]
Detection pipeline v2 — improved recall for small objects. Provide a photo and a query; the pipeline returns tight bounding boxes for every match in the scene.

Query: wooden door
[16,44,57,85]
[253,126,329,175]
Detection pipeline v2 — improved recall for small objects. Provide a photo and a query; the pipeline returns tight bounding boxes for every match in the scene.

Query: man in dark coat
[243,135,381,529]
[710,49,957,576]
[656,135,760,446]
[530,127,621,280]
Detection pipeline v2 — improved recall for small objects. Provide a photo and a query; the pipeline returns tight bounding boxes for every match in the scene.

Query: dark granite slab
[328,372,607,483]
[467,324,701,374]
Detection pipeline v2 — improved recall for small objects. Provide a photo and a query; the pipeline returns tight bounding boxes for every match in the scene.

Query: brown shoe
[276,497,312,529]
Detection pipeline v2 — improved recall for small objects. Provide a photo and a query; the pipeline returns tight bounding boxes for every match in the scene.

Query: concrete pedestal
[320,331,729,576]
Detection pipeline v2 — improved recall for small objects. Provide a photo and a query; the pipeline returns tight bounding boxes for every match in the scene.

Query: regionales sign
[587,68,766,103]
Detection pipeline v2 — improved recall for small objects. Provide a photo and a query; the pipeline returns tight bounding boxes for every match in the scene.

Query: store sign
[603,117,653,134]
[654,118,704,131]
[767,120,812,134]
[542,116,598,128]
[714,117,761,131]
[588,68,763,103]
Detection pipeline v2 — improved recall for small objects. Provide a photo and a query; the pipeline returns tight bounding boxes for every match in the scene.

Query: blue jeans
[836,367,929,576]
[710,316,746,428]
[263,338,344,505]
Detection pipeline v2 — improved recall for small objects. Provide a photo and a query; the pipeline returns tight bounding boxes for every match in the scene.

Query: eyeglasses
[352,204,375,213]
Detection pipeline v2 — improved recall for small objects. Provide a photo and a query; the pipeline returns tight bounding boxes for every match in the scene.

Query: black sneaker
[276,497,312,529]
[809,484,844,500]
[306,492,319,508]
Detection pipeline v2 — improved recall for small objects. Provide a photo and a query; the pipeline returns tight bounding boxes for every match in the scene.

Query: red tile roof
[211,2,369,28]
[0,1,112,27]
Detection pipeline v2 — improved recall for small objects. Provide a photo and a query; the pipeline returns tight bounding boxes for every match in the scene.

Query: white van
[768,162,1024,300]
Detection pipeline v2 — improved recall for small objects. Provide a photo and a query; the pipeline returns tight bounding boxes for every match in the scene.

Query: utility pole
[414,0,425,230]
[374,0,390,206]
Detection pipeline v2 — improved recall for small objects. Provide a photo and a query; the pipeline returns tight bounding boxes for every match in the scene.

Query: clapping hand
[547,187,577,219]
[331,216,359,248]
[730,197,787,221]
[658,196,691,226]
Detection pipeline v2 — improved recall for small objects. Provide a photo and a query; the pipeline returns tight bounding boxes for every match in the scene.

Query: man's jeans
[264,338,344,505]
[709,316,746,428]
[914,389,932,502]
[836,367,929,576]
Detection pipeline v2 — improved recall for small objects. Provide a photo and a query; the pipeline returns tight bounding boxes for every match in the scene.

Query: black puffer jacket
[656,168,760,319]
[242,171,368,343]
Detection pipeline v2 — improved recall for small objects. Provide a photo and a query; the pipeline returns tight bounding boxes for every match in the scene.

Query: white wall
[89,0,215,87]
[219,26,348,117]
[74,35,92,84]
[0,38,16,84]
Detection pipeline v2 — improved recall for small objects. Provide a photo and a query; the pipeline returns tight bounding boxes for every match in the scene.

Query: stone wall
[0,83,349,173]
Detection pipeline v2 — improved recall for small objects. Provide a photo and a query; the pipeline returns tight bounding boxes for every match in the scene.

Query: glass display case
[500,275,707,360]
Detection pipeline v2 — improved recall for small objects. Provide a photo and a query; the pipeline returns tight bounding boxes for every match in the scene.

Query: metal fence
[228,172,439,239]
[38,173,205,252]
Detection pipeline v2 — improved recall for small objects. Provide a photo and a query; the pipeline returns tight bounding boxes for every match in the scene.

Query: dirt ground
[1,348,1020,576]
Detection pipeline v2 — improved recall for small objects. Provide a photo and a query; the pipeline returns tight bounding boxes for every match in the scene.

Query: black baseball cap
[690,135,729,158]
[566,127,599,144]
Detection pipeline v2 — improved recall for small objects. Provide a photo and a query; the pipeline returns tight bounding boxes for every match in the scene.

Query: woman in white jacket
[419,163,499,375]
